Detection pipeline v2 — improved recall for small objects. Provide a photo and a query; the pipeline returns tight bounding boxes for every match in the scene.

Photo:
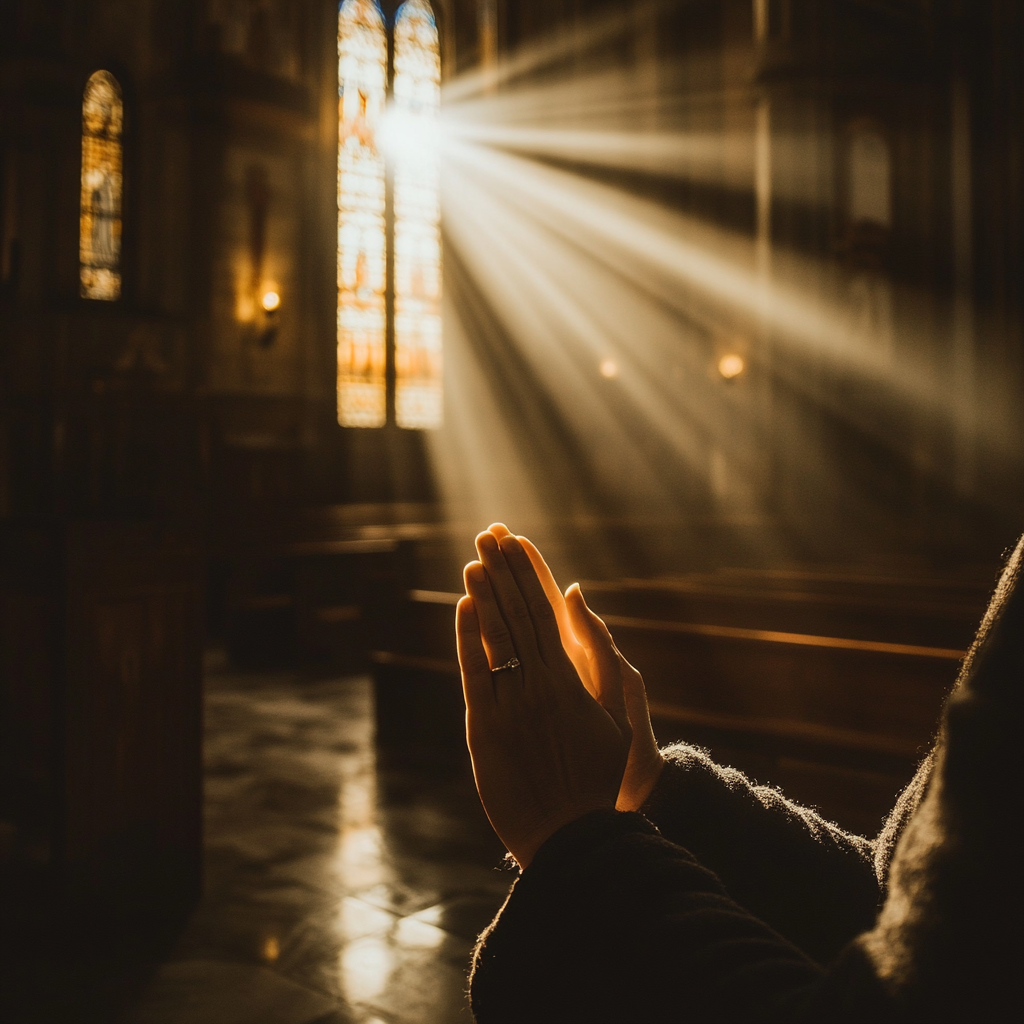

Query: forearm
[470,809,887,1024]
[639,744,880,961]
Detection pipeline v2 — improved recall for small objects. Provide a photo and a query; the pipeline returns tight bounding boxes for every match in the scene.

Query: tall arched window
[337,0,442,430]
[337,0,388,427]
[393,0,442,429]
[80,71,124,301]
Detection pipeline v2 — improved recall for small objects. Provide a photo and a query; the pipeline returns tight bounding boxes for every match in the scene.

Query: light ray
[423,13,1020,565]
[441,6,636,105]
[442,134,1017,463]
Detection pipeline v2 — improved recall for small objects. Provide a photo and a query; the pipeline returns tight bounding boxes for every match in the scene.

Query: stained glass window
[393,0,442,429]
[337,0,388,427]
[337,0,442,429]
[80,71,123,301]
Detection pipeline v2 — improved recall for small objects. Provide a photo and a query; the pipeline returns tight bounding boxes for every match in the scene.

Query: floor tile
[354,943,474,1024]
[124,669,510,1024]
[407,894,508,943]
[126,959,347,1024]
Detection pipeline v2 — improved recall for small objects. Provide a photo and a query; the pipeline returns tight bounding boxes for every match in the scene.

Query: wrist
[616,751,667,811]
[511,800,618,868]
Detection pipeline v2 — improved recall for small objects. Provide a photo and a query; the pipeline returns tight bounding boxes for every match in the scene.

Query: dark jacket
[469,536,1023,1023]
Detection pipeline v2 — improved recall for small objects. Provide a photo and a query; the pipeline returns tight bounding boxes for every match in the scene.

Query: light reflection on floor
[128,664,509,1024]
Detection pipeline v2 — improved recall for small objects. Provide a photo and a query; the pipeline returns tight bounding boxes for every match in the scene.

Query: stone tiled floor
[127,661,510,1024]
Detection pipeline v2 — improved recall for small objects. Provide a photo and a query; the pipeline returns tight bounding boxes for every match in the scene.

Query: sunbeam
[423,6,1021,567]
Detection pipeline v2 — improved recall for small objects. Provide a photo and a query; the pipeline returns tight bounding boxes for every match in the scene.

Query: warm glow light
[718,353,745,379]
[394,0,443,429]
[341,937,393,1003]
[261,290,280,312]
[80,71,123,301]
[337,0,388,428]
[422,14,1018,556]
[262,936,280,961]
[379,107,434,164]
[395,915,446,949]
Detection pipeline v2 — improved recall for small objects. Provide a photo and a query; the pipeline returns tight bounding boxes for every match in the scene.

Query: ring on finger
[491,656,521,674]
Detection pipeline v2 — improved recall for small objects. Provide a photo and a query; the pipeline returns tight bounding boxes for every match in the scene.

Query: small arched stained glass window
[80,71,124,301]
[337,0,388,428]
[393,0,442,429]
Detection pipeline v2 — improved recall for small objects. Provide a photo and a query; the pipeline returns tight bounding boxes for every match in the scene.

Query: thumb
[565,583,630,735]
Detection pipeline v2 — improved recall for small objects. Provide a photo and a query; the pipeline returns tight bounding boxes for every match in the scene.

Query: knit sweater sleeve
[638,744,880,961]
[469,810,892,1024]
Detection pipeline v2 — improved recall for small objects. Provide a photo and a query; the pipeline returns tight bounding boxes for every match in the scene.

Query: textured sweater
[469,535,1023,1023]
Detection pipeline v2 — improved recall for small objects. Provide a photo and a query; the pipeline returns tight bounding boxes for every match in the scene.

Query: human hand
[487,524,665,812]
[457,529,632,868]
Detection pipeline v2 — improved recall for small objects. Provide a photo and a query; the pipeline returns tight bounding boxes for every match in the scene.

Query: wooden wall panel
[0,520,203,916]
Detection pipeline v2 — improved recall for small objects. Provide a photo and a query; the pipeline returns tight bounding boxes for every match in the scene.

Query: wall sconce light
[718,353,745,380]
[258,289,280,348]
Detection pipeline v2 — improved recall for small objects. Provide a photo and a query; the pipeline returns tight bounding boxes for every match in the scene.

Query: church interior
[0,1,1021,1021]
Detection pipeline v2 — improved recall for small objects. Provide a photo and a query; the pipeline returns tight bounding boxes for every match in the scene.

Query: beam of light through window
[337,0,388,427]
[393,0,443,429]
[80,71,123,301]
[421,14,1021,564]
[439,131,1016,483]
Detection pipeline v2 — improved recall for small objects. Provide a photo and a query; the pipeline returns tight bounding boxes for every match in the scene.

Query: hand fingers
[496,534,571,670]
[492,528,572,649]
[456,596,494,710]
[518,535,593,692]
[565,584,631,736]
[517,535,569,628]
[475,531,539,661]
[464,560,520,672]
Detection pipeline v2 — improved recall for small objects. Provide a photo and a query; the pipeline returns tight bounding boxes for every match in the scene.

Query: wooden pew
[369,569,990,834]
[214,503,443,669]
[371,589,466,768]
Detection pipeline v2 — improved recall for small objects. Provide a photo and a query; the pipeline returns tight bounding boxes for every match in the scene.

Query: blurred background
[0,1,1021,1022]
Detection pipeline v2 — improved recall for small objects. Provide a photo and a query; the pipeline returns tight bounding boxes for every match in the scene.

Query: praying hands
[456,524,665,867]
[461,535,1024,1024]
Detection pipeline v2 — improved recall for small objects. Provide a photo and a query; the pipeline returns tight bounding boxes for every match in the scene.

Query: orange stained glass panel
[338,0,388,427]
[80,71,123,301]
